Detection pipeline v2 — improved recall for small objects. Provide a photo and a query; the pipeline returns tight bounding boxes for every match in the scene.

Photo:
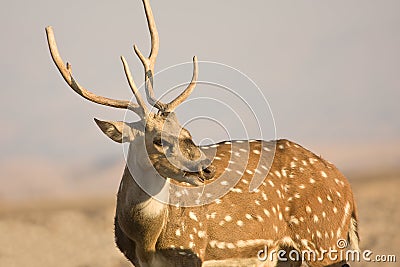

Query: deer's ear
[94,118,136,143]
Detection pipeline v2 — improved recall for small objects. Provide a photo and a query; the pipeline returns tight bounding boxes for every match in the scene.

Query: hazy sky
[1,0,399,200]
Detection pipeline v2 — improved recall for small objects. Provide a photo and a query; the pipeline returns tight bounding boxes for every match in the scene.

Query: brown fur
[114,139,358,267]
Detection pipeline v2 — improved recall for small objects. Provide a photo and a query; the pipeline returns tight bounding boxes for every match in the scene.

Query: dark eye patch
[153,138,162,147]
[154,138,174,149]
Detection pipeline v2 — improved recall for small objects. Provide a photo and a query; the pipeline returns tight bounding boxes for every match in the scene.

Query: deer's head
[46,0,215,186]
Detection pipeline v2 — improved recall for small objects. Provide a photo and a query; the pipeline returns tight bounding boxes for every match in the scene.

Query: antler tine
[133,0,166,111]
[120,56,149,115]
[142,56,198,113]
[45,26,146,117]
[140,0,159,67]
[134,0,199,113]
[164,56,198,112]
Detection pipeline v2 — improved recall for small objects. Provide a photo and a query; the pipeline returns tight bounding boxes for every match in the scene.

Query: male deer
[46,0,359,266]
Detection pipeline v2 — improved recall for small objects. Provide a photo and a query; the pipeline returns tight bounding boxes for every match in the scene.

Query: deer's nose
[201,165,215,180]
[200,159,215,180]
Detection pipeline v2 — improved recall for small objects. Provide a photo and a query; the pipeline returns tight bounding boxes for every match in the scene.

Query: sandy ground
[0,172,398,267]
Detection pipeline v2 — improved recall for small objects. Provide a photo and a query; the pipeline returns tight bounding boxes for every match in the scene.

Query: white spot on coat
[290,216,299,225]
[264,209,270,217]
[230,188,242,193]
[189,211,198,222]
[198,231,206,238]
[316,231,322,238]
[306,206,312,213]
[226,243,235,249]
[262,192,268,201]
[268,180,275,187]
[236,220,244,226]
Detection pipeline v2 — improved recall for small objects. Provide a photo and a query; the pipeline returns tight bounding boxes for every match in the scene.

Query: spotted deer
[45,0,359,266]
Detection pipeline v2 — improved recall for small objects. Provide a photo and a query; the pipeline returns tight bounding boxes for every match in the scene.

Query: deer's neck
[119,147,170,218]
[117,165,169,257]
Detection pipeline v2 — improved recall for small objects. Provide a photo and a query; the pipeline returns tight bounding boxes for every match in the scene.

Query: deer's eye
[153,138,163,147]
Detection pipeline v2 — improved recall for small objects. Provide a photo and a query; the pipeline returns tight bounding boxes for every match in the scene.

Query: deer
[45,0,359,266]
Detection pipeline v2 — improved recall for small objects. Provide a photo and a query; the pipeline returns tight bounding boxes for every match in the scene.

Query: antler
[45,26,148,117]
[134,0,198,113]
[46,0,198,116]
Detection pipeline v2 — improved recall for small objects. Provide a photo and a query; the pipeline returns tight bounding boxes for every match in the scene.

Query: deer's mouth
[183,165,216,186]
